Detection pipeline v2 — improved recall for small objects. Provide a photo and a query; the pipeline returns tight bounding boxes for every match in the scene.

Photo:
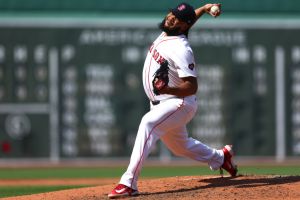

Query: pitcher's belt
[151,97,181,105]
[151,100,160,105]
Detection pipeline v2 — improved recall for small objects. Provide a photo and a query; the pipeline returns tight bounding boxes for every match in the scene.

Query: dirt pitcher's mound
[3,175,300,200]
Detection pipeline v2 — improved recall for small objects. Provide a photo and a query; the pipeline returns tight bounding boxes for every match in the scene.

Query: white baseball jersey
[142,32,197,101]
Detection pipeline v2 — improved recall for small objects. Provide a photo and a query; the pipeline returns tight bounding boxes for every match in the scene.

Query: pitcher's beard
[158,19,181,36]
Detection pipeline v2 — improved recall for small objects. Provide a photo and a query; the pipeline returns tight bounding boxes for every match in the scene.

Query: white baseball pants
[119,96,224,190]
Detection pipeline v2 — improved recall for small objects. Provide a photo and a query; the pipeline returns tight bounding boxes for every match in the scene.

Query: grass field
[0,185,87,198]
[0,165,300,198]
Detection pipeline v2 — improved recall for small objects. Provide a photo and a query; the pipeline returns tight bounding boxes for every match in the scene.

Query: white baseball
[210,5,220,15]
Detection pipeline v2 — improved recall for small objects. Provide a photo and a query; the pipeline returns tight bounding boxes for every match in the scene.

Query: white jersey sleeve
[168,43,197,78]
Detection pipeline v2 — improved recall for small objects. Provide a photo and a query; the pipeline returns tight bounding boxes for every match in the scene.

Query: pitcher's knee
[140,115,158,129]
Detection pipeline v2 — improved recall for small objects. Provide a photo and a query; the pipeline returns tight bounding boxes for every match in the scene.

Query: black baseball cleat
[220,145,238,177]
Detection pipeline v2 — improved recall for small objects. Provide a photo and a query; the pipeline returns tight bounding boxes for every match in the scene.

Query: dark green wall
[0,0,299,14]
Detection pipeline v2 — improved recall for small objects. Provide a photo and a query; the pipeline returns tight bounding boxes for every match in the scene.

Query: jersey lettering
[149,44,166,65]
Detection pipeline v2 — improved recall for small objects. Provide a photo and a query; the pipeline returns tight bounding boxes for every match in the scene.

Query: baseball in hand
[210,5,220,15]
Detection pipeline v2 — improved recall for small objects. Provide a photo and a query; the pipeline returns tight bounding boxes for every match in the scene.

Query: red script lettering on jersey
[149,43,166,65]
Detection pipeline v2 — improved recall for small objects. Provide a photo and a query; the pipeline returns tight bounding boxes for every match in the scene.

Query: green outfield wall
[0,17,299,160]
[0,0,299,161]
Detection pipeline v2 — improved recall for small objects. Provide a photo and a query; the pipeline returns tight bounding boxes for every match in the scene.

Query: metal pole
[275,46,286,162]
[49,48,59,163]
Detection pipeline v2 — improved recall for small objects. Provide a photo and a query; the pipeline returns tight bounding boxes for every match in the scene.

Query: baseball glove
[152,60,169,95]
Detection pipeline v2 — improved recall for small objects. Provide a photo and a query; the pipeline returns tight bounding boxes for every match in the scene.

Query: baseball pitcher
[108,2,237,198]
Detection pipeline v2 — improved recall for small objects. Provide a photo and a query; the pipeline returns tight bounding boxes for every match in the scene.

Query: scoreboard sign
[0,18,299,160]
